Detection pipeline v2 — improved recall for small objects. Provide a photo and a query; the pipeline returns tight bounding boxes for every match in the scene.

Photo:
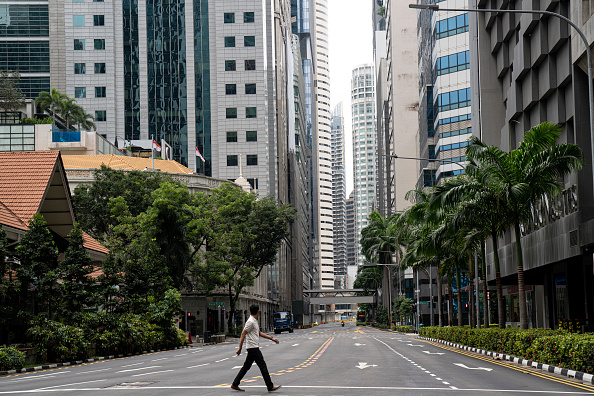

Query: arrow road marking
[453,363,493,371]
[356,362,378,369]
[422,351,445,355]
[354,343,366,346]
[407,344,423,347]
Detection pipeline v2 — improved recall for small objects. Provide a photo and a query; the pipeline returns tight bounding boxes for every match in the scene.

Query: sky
[328,0,374,196]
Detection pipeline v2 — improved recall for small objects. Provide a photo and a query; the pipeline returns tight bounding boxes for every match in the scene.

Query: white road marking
[9,371,70,382]
[232,363,256,369]
[423,351,445,355]
[174,353,187,357]
[116,366,161,373]
[35,379,106,390]
[354,343,366,346]
[131,369,174,377]
[454,363,493,371]
[121,362,145,368]
[356,362,378,369]
[151,357,169,362]
[407,344,423,347]
[74,368,112,375]
[292,344,300,346]
[215,358,229,363]
[187,363,210,369]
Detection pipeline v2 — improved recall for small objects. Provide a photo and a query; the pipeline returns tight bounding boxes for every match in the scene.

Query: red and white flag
[195,145,205,162]
[152,138,161,152]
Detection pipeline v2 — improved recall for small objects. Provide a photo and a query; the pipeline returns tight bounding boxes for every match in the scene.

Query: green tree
[59,98,83,130]
[0,227,16,343]
[16,215,59,318]
[35,88,67,125]
[56,225,94,322]
[192,184,296,335]
[73,108,96,131]
[466,122,584,329]
[72,166,168,239]
[0,70,25,113]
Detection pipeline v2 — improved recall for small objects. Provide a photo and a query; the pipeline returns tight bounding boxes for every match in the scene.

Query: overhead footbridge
[303,289,376,305]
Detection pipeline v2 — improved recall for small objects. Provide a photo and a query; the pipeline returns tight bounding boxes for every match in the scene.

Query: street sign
[208,302,225,306]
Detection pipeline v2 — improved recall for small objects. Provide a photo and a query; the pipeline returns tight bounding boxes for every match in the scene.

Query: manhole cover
[108,382,154,389]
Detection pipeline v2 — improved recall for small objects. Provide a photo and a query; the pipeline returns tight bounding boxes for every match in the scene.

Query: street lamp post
[409,2,594,204]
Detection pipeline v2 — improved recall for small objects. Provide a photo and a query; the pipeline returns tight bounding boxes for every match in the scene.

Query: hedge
[25,313,187,365]
[419,326,594,374]
[0,347,25,371]
[392,325,414,333]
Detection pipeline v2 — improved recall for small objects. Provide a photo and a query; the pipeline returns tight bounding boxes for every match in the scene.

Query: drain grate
[108,382,154,389]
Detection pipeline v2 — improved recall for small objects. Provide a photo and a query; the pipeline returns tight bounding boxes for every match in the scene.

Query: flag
[195,146,205,162]
[152,138,161,152]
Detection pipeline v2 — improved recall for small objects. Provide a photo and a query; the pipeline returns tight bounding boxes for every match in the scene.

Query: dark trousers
[232,347,274,390]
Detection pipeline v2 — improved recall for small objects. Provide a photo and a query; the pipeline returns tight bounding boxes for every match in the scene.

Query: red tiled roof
[0,151,108,255]
[0,151,59,224]
[82,232,109,254]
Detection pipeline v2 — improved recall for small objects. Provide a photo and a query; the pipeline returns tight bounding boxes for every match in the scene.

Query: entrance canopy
[303,289,376,304]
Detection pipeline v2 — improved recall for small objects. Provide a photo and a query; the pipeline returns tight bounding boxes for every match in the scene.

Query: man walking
[231,304,281,392]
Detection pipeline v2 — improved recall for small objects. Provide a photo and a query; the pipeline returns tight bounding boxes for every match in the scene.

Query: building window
[73,15,85,26]
[74,63,86,74]
[93,0,104,2]
[436,87,471,112]
[436,51,470,76]
[245,83,256,94]
[95,110,106,121]
[245,59,256,70]
[94,63,106,73]
[73,0,84,2]
[95,86,106,97]
[244,12,255,23]
[226,108,237,119]
[227,155,238,166]
[246,130,257,142]
[226,84,237,95]
[436,14,469,39]
[93,15,105,26]
[224,13,235,23]
[247,178,258,189]
[224,36,235,47]
[94,39,105,50]
[244,36,255,47]
[226,131,237,142]
[247,155,258,166]
[225,60,236,71]
[246,107,257,118]
[74,39,85,50]
[74,87,86,98]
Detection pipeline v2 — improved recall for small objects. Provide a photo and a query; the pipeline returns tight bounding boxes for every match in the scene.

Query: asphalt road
[1,321,594,395]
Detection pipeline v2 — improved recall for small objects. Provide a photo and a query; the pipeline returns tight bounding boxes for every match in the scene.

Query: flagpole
[151,134,154,170]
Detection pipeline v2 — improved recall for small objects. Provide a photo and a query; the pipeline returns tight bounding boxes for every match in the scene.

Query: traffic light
[411,305,417,313]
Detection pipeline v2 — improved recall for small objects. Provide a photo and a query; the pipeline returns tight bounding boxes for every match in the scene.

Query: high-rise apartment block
[331,102,346,289]
[312,0,334,289]
[351,64,376,267]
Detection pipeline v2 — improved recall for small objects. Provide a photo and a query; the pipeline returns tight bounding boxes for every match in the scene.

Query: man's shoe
[269,385,281,392]
[230,384,245,392]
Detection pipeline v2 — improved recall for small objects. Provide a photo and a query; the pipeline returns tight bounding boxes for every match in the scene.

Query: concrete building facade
[331,102,347,289]
[471,0,594,329]
[351,64,376,267]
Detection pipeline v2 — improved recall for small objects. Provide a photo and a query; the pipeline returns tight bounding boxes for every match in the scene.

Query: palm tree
[431,171,509,329]
[73,108,96,131]
[59,98,82,130]
[35,88,67,125]
[466,122,584,329]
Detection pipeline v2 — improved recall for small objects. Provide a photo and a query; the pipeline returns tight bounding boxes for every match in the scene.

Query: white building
[312,0,334,289]
[351,64,376,267]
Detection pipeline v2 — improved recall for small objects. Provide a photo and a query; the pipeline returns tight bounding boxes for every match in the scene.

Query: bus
[356,311,367,324]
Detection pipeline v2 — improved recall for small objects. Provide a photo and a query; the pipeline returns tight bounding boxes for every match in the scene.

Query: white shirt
[243,315,260,349]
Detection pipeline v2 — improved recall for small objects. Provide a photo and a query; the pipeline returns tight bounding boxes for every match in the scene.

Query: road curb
[0,345,193,377]
[419,336,594,385]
